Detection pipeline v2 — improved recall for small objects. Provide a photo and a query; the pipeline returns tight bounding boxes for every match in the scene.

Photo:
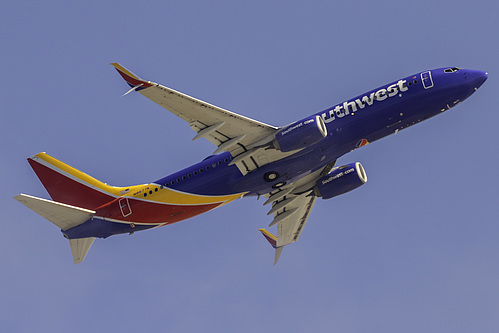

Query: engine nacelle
[274,115,327,152]
[315,162,367,199]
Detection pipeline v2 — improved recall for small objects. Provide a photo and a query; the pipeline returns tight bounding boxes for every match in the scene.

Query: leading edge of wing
[110,62,278,132]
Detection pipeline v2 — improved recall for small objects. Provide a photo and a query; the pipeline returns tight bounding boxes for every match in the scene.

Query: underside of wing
[111,63,293,175]
[259,190,317,264]
[272,191,317,247]
[259,162,336,263]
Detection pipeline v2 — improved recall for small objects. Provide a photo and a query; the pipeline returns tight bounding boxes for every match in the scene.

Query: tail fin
[27,152,134,210]
[259,229,284,264]
[14,194,96,263]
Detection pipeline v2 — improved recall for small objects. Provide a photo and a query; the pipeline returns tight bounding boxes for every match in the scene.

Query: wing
[111,63,291,175]
[259,162,336,263]
[259,189,317,264]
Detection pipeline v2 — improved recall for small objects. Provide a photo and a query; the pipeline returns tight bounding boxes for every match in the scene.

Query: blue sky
[2,1,498,332]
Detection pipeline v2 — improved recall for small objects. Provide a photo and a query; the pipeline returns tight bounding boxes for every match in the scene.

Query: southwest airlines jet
[14,64,487,264]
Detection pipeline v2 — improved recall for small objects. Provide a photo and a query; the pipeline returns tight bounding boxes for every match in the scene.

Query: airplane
[14,64,488,264]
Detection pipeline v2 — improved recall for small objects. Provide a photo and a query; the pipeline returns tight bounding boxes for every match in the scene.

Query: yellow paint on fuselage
[123,184,244,205]
[35,152,245,206]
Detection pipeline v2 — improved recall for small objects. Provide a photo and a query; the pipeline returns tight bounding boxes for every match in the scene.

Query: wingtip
[110,63,152,89]
[259,228,284,264]
[109,62,128,73]
[259,228,277,248]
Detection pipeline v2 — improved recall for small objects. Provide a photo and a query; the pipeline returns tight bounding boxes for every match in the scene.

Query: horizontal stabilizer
[14,194,97,264]
[69,237,95,264]
[14,194,95,230]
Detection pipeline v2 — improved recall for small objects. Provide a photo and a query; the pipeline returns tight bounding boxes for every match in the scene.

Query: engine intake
[274,115,327,152]
[315,162,367,199]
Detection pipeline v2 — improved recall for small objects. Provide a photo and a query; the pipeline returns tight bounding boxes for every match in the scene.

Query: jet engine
[274,115,328,152]
[315,162,367,199]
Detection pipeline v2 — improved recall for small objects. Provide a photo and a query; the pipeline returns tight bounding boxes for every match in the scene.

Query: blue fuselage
[154,68,487,197]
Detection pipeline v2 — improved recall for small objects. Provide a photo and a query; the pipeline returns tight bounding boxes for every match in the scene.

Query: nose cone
[467,70,488,90]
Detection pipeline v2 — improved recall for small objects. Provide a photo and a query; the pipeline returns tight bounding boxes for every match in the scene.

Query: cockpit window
[444,67,461,73]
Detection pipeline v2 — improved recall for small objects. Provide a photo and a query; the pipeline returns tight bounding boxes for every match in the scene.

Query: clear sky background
[2,1,498,332]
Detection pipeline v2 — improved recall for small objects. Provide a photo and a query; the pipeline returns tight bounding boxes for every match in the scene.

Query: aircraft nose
[466,70,488,90]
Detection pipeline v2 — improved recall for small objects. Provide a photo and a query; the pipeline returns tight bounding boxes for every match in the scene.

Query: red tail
[28,153,123,210]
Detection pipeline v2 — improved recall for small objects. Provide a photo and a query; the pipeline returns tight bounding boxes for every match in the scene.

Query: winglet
[110,63,152,90]
[259,228,277,248]
[259,229,284,264]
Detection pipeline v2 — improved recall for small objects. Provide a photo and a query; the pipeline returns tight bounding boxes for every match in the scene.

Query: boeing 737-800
[14,64,487,264]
